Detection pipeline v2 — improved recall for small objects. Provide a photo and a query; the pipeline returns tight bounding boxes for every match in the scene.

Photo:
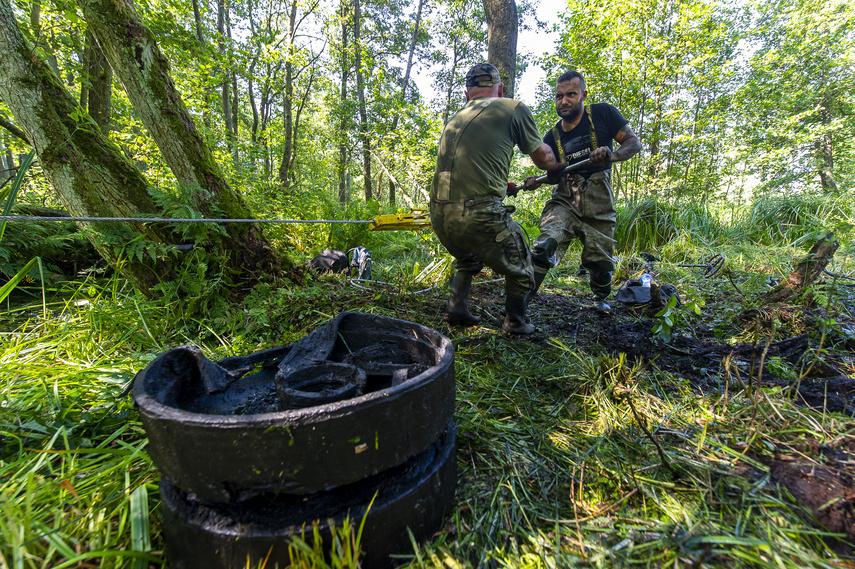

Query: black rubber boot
[591,271,613,313]
[502,295,535,335]
[524,270,548,309]
[590,271,613,299]
[445,272,481,326]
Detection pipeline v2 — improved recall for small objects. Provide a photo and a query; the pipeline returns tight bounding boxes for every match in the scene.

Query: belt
[431,195,501,208]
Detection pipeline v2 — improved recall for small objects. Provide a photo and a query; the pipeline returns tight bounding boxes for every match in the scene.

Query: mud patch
[763,439,855,554]
[791,376,855,416]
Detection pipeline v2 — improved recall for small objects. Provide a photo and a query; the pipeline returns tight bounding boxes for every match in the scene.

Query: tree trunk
[387,0,424,205]
[0,0,180,289]
[763,233,839,305]
[191,0,213,128]
[86,32,112,133]
[218,0,233,151]
[75,0,280,278]
[815,104,837,193]
[482,0,517,99]
[354,0,371,201]
[278,0,298,190]
[228,9,239,166]
[337,0,350,204]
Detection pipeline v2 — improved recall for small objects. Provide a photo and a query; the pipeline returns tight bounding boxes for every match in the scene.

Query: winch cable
[0,215,373,224]
[348,277,505,295]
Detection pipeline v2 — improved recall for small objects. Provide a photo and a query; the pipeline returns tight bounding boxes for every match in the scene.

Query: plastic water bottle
[641,273,652,287]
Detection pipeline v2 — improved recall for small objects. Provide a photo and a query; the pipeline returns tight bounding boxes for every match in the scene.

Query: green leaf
[0,257,38,303]
[130,485,150,569]
[0,150,35,243]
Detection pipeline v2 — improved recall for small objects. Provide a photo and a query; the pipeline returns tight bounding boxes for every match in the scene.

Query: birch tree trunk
[353,0,371,201]
[75,0,279,275]
[482,0,517,99]
[337,0,350,204]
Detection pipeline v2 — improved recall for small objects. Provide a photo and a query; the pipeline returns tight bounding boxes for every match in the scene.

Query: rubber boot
[591,271,613,313]
[445,272,481,326]
[502,295,535,335]
[525,270,548,308]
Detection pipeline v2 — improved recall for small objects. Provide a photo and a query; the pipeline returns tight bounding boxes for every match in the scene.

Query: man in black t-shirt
[524,70,641,313]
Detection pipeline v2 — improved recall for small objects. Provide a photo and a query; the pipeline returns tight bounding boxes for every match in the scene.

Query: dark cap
[465,63,501,88]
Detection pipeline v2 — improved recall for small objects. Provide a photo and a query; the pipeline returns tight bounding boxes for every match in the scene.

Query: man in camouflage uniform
[430,63,559,334]
[524,70,641,312]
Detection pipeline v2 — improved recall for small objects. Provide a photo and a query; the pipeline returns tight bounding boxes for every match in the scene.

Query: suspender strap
[586,105,598,150]
[551,106,598,166]
[551,123,567,163]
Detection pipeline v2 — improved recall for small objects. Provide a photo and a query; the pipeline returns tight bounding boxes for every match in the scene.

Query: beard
[557,103,583,122]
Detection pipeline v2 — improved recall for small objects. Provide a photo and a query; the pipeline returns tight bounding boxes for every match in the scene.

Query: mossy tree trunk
[75,0,281,278]
[0,0,179,290]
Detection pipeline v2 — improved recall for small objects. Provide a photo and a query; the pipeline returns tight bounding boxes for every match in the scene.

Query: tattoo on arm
[612,125,641,162]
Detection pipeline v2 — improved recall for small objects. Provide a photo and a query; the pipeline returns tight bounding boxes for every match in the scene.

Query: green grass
[1,192,854,568]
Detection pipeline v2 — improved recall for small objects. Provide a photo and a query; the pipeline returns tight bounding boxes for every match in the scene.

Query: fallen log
[764,232,839,304]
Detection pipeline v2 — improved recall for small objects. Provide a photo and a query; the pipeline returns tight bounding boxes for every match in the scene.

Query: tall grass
[0,293,161,568]
[738,192,854,246]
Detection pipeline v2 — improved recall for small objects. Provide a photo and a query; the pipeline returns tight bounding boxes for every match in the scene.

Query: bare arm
[611,124,641,162]
[590,124,642,166]
[528,142,559,171]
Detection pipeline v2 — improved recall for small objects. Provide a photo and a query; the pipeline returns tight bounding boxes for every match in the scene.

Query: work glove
[545,163,566,184]
[523,176,543,191]
[506,182,520,197]
[589,147,613,167]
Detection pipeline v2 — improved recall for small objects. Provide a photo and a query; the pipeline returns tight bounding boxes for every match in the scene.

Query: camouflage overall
[430,197,534,297]
[532,170,616,298]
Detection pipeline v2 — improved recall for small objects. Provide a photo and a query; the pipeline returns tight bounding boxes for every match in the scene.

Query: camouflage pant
[531,170,616,296]
[430,196,534,297]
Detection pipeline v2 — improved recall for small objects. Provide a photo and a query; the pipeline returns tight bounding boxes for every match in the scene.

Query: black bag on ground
[616,279,651,304]
[308,249,350,274]
[616,280,682,306]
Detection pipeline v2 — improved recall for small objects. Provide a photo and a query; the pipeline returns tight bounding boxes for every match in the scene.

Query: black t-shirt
[543,103,629,177]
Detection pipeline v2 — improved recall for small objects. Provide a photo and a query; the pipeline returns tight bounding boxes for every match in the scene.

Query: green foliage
[737,0,855,194]
[740,191,854,246]
[651,294,704,342]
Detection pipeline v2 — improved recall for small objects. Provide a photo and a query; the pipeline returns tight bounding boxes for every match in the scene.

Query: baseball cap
[465,63,501,88]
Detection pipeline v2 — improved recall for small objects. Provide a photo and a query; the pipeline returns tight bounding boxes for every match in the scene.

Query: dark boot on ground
[502,295,535,335]
[445,271,480,326]
[590,270,613,313]
[524,270,548,309]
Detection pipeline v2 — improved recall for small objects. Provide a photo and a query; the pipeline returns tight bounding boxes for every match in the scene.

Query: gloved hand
[545,163,566,184]
[523,176,542,191]
[506,182,520,197]
[589,147,613,167]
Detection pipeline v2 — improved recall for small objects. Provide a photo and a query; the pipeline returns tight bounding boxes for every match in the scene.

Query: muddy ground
[447,271,855,551]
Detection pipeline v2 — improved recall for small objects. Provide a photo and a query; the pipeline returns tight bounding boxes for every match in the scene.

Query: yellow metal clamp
[369,209,431,231]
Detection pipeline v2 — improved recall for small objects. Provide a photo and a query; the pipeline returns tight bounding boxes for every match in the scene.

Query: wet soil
[453,274,855,549]
[740,437,855,554]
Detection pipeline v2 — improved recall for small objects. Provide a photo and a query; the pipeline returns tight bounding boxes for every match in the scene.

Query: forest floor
[474,270,855,550]
[4,247,855,568]
[332,258,855,565]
